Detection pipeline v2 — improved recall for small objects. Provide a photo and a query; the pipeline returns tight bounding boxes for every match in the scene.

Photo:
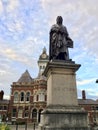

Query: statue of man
[49,16,73,60]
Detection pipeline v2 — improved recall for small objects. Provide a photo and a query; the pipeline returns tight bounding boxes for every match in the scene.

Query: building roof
[0,99,9,104]
[17,70,33,83]
[78,99,98,105]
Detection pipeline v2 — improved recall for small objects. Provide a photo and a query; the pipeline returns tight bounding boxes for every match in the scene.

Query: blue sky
[0,0,98,99]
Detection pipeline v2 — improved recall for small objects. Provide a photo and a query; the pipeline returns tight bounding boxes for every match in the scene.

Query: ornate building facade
[9,48,49,123]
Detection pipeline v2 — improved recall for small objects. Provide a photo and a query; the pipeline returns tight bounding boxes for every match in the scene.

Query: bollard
[16,124,18,130]
[34,123,35,130]
[25,122,27,130]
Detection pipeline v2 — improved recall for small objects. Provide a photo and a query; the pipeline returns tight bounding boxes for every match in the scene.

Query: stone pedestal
[39,60,89,130]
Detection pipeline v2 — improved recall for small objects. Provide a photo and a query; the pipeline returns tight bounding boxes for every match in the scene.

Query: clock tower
[38,47,49,77]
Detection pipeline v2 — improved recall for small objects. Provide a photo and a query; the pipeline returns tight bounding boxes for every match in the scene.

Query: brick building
[78,90,98,126]
[1,48,98,126]
[0,90,9,122]
[9,48,48,123]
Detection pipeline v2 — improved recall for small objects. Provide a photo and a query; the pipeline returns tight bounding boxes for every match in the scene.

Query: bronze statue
[49,16,73,60]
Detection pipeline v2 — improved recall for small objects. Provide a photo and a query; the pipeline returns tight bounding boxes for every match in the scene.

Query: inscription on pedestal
[53,87,75,92]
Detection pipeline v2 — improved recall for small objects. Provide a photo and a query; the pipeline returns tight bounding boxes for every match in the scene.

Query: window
[34,95,37,102]
[96,106,98,110]
[43,66,45,69]
[24,111,29,118]
[40,66,42,69]
[37,95,39,101]
[39,93,45,101]
[12,108,16,117]
[4,106,7,110]
[14,92,19,102]
[26,92,30,101]
[18,108,23,118]
[20,92,24,101]
[0,106,2,110]
[38,109,43,123]
[45,95,47,101]
[91,106,95,110]
[32,109,37,122]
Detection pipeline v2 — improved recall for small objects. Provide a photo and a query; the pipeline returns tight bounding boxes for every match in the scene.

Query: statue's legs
[56,52,67,60]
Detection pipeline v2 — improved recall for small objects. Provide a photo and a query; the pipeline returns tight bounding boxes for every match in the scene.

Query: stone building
[9,48,49,123]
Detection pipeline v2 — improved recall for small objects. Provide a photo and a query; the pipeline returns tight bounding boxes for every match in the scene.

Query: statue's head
[56,16,63,25]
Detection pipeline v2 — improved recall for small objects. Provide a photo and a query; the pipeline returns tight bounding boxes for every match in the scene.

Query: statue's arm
[49,30,53,60]
[63,26,73,48]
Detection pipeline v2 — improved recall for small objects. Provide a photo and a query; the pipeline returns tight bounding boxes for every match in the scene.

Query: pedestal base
[40,60,89,129]
[39,105,89,130]
[43,61,81,106]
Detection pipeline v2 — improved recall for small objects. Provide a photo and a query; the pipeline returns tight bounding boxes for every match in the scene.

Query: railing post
[16,124,18,130]
[34,123,35,130]
[25,122,27,130]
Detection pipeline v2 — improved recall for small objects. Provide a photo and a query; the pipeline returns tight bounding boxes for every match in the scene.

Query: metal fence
[8,123,38,130]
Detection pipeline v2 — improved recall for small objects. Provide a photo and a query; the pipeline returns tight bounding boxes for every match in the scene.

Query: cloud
[5,0,19,12]
[77,88,98,100]
[0,0,98,99]
[0,1,3,14]
[0,70,6,76]
[4,95,10,100]
[40,0,98,59]
[77,78,96,86]
[0,43,27,63]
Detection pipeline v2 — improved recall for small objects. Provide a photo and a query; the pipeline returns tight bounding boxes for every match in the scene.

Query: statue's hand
[67,40,73,48]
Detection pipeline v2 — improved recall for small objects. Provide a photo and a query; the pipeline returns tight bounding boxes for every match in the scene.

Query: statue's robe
[49,24,73,60]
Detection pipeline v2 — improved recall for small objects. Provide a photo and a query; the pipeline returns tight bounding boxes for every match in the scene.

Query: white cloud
[0,1,3,14]
[0,42,33,66]
[6,0,19,12]
[40,0,98,60]
[0,0,98,99]
[0,70,6,75]
[7,21,23,33]
[4,95,10,100]
[77,78,96,86]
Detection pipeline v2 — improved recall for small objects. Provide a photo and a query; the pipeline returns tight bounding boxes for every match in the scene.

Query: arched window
[12,108,17,117]
[14,92,19,102]
[26,92,30,101]
[38,109,43,123]
[20,92,24,101]
[32,109,37,122]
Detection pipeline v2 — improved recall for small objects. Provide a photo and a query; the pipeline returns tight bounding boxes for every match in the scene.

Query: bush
[5,125,10,130]
[0,124,10,130]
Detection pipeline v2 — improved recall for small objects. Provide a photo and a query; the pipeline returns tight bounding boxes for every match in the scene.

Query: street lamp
[96,79,98,83]
[94,79,98,126]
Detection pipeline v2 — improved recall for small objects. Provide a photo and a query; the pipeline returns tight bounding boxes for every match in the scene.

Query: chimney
[0,90,4,100]
[82,90,86,100]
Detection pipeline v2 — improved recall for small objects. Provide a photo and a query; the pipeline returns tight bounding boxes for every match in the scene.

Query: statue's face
[56,16,63,25]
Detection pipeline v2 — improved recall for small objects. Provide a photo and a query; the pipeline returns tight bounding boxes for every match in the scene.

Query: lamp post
[94,79,98,125]
[96,79,98,83]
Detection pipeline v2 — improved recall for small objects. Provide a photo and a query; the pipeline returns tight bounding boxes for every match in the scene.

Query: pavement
[8,124,39,130]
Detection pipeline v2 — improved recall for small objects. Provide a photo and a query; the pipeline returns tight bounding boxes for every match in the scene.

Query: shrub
[5,125,10,130]
[0,124,10,130]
